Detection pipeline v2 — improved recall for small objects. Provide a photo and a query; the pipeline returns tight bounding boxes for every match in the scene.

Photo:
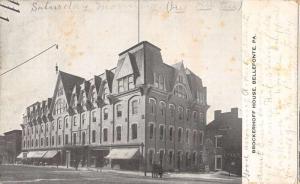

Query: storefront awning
[27,151,47,158]
[105,148,139,159]
[16,152,27,159]
[43,150,58,159]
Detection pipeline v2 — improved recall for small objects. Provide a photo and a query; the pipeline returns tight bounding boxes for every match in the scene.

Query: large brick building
[20,41,208,171]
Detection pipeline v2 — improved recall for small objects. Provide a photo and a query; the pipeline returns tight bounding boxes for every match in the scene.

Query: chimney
[231,108,239,117]
[214,110,222,120]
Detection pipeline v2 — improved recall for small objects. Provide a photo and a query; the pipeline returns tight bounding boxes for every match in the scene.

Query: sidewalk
[10,164,241,183]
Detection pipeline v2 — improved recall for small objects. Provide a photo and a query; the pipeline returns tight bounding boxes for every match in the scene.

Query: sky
[0,0,242,134]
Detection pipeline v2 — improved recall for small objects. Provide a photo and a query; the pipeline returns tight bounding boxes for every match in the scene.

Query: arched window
[103,108,108,120]
[149,98,156,114]
[169,104,175,117]
[132,100,138,114]
[102,87,109,102]
[116,104,122,117]
[64,116,68,128]
[173,84,187,99]
[54,99,66,115]
[178,106,184,120]
[160,101,166,116]
[58,118,62,129]
[186,129,190,144]
[193,111,198,121]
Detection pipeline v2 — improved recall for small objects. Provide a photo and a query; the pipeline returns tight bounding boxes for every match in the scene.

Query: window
[178,128,182,142]
[131,124,137,139]
[178,107,183,120]
[54,99,66,115]
[159,75,165,90]
[116,126,121,141]
[168,151,173,165]
[174,84,187,99]
[154,73,159,87]
[41,124,44,133]
[193,131,197,145]
[159,150,164,165]
[103,108,108,120]
[169,104,175,117]
[35,127,38,134]
[149,99,156,114]
[51,136,54,146]
[58,87,64,96]
[92,130,96,143]
[82,132,86,145]
[159,125,164,140]
[35,139,38,147]
[185,152,190,167]
[65,134,68,144]
[103,128,108,142]
[46,137,49,146]
[186,109,190,121]
[215,155,222,170]
[169,127,173,141]
[160,102,166,116]
[31,139,33,147]
[186,130,189,144]
[199,152,203,164]
[215,135,222,148]
[91,88,97,104]
[92,111,96,122]
[149,150,154,165]
[41,138,43,146]
[199,112,204,123]
[149,124,154,139]
[102,87,109,102]
[128,75,134,89]
[82,114,86,125]
[58,135,61,145]
[132,100,138,114]
[192,152,197,165]
[118,79,124,93]
[52,122,55,130]
[65,117,68,128]
[73,133,76,144]
[116,104,122,117]
[73,116,77,126]
[199,131,204,145]
[193,111,198,121]
[58,118,62,129]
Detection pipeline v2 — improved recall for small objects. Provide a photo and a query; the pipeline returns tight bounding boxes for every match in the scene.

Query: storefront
[105,148,140,170]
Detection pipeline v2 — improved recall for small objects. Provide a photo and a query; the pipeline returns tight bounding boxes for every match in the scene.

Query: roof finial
[55,63,58,74]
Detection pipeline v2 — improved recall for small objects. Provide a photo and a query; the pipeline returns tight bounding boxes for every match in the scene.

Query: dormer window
[118,75,135,93]
[154,73,165,90]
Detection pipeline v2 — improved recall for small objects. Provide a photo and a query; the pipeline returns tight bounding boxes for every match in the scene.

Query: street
[0,165,241,184]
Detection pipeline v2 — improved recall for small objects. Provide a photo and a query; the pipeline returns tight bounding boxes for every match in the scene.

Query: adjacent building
[205,108,242,175]
[0,130,22,164]
[20,41,209,171]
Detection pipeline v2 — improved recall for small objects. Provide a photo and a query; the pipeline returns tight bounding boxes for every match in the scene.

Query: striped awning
[43,150,58,159]
[16,152,27,159]
[105,148,139,159]
[27,151,47,158]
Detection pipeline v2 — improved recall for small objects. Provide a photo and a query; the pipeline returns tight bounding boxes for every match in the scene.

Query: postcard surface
[0,0,298,184]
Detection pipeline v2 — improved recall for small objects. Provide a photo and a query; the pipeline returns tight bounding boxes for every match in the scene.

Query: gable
[116,54,136,80]
[172,64,193,99]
